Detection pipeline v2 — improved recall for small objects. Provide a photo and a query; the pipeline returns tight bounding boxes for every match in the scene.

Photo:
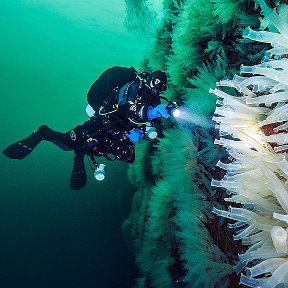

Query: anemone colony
[123,0,288,287]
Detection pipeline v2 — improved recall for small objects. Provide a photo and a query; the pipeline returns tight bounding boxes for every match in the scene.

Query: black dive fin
[3,131,43,160]
[70,154,87,190]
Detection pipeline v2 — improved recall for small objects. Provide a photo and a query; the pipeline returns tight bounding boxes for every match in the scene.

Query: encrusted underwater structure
[123,0,288,287]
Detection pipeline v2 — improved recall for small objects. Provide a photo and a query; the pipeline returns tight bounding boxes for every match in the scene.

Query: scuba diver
[3,67,173,190]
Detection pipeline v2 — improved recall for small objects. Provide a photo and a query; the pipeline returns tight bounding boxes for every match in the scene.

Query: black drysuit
[3,75,160,190]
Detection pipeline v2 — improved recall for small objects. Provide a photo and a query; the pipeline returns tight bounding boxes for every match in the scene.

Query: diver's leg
[41,124,90,190]
[3,126,46,160]
[70,153,87,190]
[2,125,74,160]
[39,125,73,151]
[39,126,87,189]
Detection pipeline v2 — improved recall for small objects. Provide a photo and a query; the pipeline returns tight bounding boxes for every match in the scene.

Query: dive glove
[126,128,145,143]
[147,104,170,120]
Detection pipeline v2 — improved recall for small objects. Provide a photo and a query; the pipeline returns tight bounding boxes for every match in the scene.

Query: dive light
[166,101,181,118]
[146,123,158,139]
[94,163,106,181]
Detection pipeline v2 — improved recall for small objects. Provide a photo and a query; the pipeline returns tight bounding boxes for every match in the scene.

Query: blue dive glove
[147,104,170,120]
[126,128,145,143]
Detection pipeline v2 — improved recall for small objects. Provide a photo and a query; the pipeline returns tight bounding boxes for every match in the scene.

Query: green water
[0,1,150,287]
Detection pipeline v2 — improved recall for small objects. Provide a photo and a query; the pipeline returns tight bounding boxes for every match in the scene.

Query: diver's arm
[118,102,170,122]
[117,81,150,122]
[118,101,150,122]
